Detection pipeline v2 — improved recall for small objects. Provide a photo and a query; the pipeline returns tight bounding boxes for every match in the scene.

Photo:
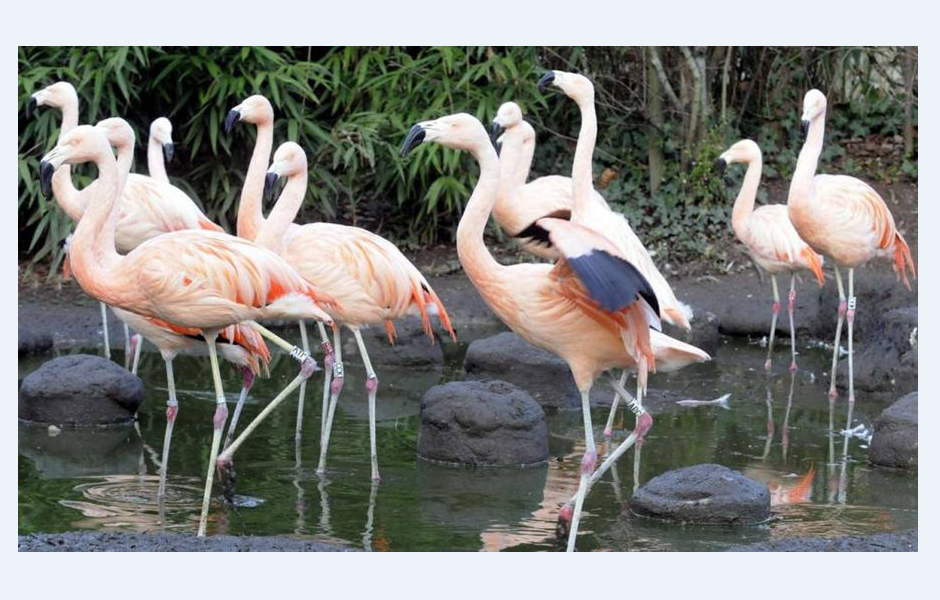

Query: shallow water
[18,333,916,551]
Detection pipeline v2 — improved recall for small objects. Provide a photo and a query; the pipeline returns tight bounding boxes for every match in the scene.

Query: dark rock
[361,316,445,367]
[630,463,770,524]
[869,392,918,471]
[727,529,917,552]
[18,354,144,426]
[18,325,53,355]
[417,380,548,467]
[18,421,142,478]
[811,268,917,342]
[17,531,355,552]
[663,309,720,357]
[464,332,581,409]
[853,307,917,394]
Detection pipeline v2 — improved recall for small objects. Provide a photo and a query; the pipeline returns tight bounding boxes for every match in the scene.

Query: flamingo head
[716,139,761,174]
[400,113,489,157]
[491,101,524,140]
[95,117,136,152]
[801,89,828,137]
[265,141,307,202]
[27,81,78,118]
[537,70,594,105]
[225,94,274,132]
[150,117,174,163]
[40,125,111,198]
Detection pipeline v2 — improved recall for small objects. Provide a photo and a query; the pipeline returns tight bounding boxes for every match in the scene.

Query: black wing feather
[566,249,661,316]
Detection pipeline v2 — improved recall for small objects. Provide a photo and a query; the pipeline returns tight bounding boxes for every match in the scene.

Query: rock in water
[869,392,918,471]
[662,308,720,357]
[630,464,770,524]
[18,354,144,426]
[417,380,548,467]
[464,332,582,409]
[18,324,53,355]
[853,307,917,394]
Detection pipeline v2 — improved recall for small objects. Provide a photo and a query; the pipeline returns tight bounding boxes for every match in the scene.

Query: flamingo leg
[565,388,598,552]
[632,376,645,490]
[157,357,178,501]
[223,367,255,451]
[317,321,334,445]
[123,322,132,368]
[130,333,143,375]
[765,275,780,372]
[788,274,798,373]
[782,370,795,461]
[828,265,847,434]
[295,320,310,444]
[602,370,630,447]
[842,268,857,458]
[197,332,227,537]
[100,302,111,360]
[362,480,379,551]
[317,326,345,475]
[762,381,774,461]
[353,329,381,482]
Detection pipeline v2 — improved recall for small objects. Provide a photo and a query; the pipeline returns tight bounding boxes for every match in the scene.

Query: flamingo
[39,125,339,536]
[787,89,916,445]
[29,82,224,359]
[147,117,174,184]
[716,139,825,373]
[401,112,709,551]
[218,140,455,482]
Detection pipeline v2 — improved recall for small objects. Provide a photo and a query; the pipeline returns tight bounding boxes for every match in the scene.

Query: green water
[18,333,917,551]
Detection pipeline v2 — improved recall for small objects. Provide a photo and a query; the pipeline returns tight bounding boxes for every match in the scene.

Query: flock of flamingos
[25,68,915,551]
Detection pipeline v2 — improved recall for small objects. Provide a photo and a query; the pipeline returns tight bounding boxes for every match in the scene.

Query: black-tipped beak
[800,119,810,142]
[26,96,37,119]
[715,157,727,176]
[224,109,240,134]
[400,124,426,158]
[263,172,279,203]
[39,160,55,199]
[162,142,174,163]
[490,121,503,140]
[537,71,555,92]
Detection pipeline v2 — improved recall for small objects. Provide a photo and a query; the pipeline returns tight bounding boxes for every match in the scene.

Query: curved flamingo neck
[494,125,526,226]
[70,149,125,305]
[51,99,86,222]
[255,169,306,255]
[731,154,762,241]
[789,112,826,206]
[236,119,274,241]
[147,135,168,183]
[457,140,506,287]
[516,124,535,185]
[571,93,597,220]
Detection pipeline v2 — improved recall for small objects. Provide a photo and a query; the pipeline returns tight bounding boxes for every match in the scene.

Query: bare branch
[649,46,681,109]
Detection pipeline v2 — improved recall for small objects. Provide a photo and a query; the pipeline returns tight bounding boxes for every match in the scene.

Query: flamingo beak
[163,142,174,163]
[490,121,503,141]
[715,157,727,176]
[26,96,38,119]
[537,71,556,92]
[263,171,279,203]
[224,108,241,134]
[39,160,56,199]
[495,139,502,157]
[400,124,426,157]
[800,119,810,143]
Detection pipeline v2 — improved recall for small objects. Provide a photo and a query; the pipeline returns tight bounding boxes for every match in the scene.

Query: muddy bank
[18,531,355,552]
[726,529,917,552]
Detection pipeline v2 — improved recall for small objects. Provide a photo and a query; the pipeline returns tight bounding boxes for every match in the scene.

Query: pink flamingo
[30,83,223,359]
[402,112,709,551]
[147,117,174,184]
[40,125,338,536]
[218,141,455,482]
[716,139,825,373]
[787,89,916,441]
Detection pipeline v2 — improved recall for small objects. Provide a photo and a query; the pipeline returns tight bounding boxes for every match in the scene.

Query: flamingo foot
[556,504,575,540]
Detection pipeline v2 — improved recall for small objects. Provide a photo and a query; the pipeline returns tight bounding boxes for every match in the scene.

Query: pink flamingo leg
[317,321,334,444]
[788,274,798,373]
[100,302,111,360]
[295,320,310,444]
[130,333,143,375]
[828,266,846,433]
[353,329,381,482]
[198,332,228,537]
[765,275,780,372]
[842,268,857,458]
[223,367,255,451]
[157,357,178,501]
[317,326,345,475]
[566,388,598,552]
[602,370,630,447]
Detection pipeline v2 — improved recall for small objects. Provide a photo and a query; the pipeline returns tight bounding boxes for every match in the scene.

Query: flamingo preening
[787,89,915,444]
[401,112,708,551]
[216,140,455,482]
[716,139,825,373]
[39,125,339,537]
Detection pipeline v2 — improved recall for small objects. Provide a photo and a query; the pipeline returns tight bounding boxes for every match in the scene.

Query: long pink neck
[494,126,526,226]
[515,122,535,185]
[731,154,762,241]
[147,135,168,183]
[51,100,86,221]
[255,170,305,255]
[571,93,597,220]
[789,112,825,206]
[457,139,506,289]
[70,149,125,306]
[236,120,274,241]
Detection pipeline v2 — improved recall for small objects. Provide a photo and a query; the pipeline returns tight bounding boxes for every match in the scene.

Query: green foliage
[18,46,916,275]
